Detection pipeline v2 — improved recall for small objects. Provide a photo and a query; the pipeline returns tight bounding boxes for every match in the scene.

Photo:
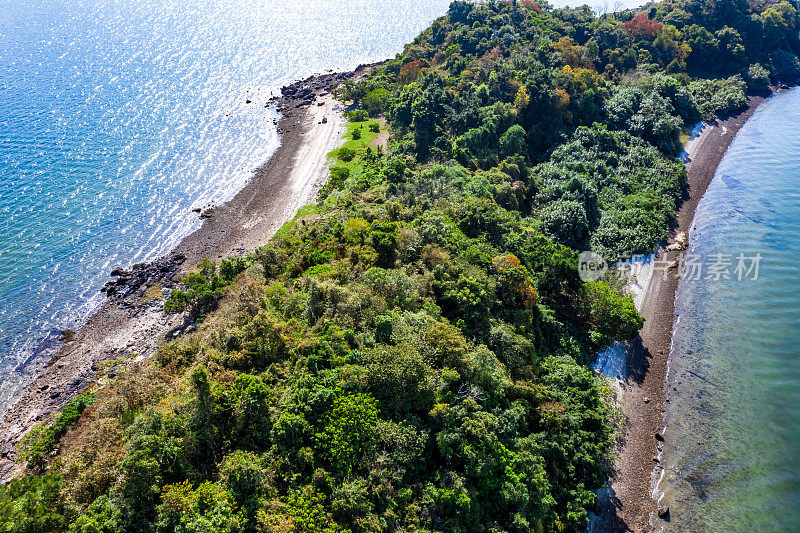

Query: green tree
[315,393,379,477]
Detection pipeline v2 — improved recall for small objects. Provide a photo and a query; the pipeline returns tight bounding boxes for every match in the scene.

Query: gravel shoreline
[0,63,385,479]
[592,92,770,532]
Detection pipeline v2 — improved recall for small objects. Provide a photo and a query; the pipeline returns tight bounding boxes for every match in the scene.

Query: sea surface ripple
[657,87,800,531]
[0,0,451,406]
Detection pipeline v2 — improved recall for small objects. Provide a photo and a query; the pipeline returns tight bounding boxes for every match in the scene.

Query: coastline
[0,50,782,524]
[595,93,770,531]
[0,65,378,478]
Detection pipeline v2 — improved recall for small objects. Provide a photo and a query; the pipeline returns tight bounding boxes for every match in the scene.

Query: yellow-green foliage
[5,0,794,530]
[322,119,383,198]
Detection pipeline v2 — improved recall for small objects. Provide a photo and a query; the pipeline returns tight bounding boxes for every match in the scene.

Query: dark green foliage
[7,1,799,532]
[605,86,683,152]
[315,393,379,477]
[0,473,67,532]
[536,124,686,258]
[164,257,250,315]
[19,393,95,469]
[580,281,644,349]
[337,146,356,163]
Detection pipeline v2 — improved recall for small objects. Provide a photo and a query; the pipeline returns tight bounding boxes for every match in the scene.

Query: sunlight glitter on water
[0,0,452,406]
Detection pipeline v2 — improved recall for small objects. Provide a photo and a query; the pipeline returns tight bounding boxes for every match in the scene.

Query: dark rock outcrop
[101,254,186,299]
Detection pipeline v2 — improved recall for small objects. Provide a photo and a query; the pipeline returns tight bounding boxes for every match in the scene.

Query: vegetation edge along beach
[1,0,799,531]
[592,93,770,532]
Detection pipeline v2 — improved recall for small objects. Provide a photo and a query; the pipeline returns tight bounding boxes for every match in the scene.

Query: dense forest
[2,0,798,531]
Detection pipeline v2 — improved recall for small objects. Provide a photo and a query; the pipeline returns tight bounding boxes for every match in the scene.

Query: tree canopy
[4,0,798,531]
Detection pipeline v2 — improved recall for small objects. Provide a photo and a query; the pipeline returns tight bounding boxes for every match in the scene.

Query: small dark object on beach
[322,117,327,124]
[657,505,670,520]
[655,431,665,442]
[192,207,201,213]
[246,99,252,103]
[644,397,650,403]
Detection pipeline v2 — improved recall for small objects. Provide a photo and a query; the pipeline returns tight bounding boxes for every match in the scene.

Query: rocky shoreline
[0,62,382,479]
[591,91,773,532]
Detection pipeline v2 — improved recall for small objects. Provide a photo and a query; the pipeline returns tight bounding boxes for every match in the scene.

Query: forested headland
[2,0,798,531]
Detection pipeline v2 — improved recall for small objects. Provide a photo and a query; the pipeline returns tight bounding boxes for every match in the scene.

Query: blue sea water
[656,87,800,531]
[0,0,454,405]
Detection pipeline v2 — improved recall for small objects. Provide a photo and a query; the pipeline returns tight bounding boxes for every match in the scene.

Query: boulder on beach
[667,231,689,251]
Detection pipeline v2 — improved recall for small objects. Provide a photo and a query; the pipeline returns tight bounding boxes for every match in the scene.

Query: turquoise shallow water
[657,87,800,530]
[0,0,452,405]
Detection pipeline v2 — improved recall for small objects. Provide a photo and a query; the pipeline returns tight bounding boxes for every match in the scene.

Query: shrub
[155,481,240,533]
[580,281,643,349]
[345,109,369,122]
[0,473,67,531]
[362,88,390,115]
[397,59,425,85]
[688,76,747,120]
[19,393,95,469]
[747,63,771,90]
[164,258,249,315]
[337,146,356,162]
[315,393,379,477]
